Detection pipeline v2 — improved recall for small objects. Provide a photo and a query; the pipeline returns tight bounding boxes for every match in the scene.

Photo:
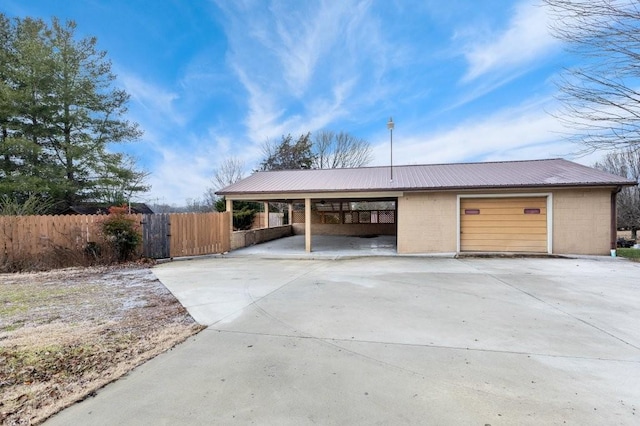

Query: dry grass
[0,264,205,425]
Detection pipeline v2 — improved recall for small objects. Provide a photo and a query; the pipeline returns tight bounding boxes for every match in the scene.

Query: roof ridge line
[254,158,564,173]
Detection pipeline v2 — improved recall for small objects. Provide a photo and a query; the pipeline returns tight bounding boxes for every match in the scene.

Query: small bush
[233,209,256,231]
[101,206,141,262]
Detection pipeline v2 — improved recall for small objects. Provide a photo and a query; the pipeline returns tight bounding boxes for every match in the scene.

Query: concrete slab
[46,257,640,425]
[227,234,398,258]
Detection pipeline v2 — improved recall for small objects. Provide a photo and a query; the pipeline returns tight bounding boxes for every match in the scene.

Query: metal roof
[217,158,636,196]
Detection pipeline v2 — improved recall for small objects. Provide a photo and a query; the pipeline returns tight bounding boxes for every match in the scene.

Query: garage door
[460,197,547,253]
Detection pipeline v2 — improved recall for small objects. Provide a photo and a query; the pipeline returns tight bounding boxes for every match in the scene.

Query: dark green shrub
[214,198,259,230]
[101,206,141,261]
[214,198,226,212]
[233,209,256,231]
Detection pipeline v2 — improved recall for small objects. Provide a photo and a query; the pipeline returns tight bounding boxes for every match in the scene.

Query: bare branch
[312,130,373,169]
[212,156,245,190]
[594,148,640,237]
[544,0,640,152]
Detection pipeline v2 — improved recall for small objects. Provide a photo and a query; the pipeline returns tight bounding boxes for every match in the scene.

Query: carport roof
[217,158,636,196]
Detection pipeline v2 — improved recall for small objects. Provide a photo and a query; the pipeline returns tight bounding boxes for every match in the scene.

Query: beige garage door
[460,197,547,253]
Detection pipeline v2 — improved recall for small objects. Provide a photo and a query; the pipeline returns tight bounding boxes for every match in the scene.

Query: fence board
[169,212,230,258]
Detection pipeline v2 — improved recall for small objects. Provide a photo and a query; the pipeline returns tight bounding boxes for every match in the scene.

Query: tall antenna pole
[387,117,394,182]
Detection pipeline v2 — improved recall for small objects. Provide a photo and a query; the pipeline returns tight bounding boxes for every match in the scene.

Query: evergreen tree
[0,15,146,211]
[259,133,314,171]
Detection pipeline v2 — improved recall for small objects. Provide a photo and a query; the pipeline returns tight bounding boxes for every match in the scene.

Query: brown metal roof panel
[217,159,636,195]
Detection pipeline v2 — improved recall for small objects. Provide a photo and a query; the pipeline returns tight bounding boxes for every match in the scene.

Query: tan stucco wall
[552,188,612,255]
[397,188,614,255]
[231,225,293,250]
[397,192,457,253]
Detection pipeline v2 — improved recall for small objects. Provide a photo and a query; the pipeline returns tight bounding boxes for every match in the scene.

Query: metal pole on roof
[387,117,394,182]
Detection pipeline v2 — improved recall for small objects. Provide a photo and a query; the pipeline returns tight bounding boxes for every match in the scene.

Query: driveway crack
[485,271,640,352]
[209,328,640,364]
[208,261,329,328]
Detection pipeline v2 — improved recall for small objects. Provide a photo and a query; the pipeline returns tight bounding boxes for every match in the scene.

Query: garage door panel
[463,241,547,250]
[463,243,547,252]
[462,234,547,242]
[463,228,547,236]
[460,197,548,253]
[462,214,545,222]
[462,216,546,224]
[463,221,545,228]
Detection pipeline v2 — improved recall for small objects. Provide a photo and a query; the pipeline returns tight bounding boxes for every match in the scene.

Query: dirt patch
[0,264,205,425]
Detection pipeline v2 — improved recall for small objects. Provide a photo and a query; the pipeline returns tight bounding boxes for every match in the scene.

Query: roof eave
[217,181,634,197]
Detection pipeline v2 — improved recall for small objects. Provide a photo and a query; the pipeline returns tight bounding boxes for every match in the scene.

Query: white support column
[264,202,269,228]
[288,203,293,226]
[305,198,312,252]
[226,198,233,233]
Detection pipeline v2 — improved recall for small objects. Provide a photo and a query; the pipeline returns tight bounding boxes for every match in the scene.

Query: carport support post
[226,198,234,233]
[305,198,312,252]
[264,202,269,228]
[288,203,293,225]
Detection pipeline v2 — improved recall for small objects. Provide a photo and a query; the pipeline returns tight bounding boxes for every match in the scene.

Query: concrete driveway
[46,256,640,425]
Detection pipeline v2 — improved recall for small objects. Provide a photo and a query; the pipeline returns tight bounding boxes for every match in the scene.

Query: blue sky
[2,0,595,205]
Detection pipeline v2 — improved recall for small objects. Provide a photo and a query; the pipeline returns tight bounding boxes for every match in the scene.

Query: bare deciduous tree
[190,157,246,213]
[213,156,245,190]
[312,131,372,169]
[544,0,640,152]
[594,149,640,239]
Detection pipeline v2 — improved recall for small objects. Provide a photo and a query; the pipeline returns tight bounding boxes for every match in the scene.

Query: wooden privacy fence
[0,212,231,262]
[168,212,231,257]
[0,214,141,260]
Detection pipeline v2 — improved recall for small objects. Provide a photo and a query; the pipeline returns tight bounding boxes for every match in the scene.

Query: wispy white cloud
[118,72,185,126]
[233,66,288,143]
[460,0,559,83]
[268,1,346,96]
[444,71,529,112]
[177,50,233,98]
[213,0,397,146]
[140,131,226,204]
[370,97,587,167]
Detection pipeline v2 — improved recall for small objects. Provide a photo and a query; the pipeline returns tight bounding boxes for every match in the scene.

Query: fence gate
[142,213,170,258]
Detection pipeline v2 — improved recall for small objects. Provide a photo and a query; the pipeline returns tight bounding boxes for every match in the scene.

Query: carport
[219,175,401,253]
[217,159,636,256]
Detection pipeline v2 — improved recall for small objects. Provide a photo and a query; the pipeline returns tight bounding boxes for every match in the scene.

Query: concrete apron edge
[153,252,624,263]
